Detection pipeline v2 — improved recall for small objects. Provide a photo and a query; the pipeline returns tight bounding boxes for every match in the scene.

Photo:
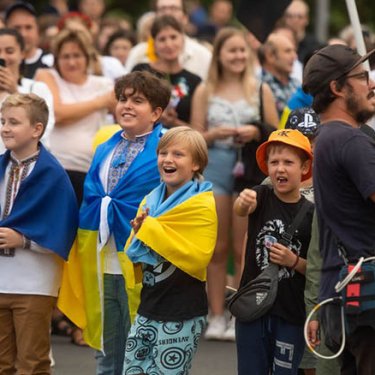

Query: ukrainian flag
[58,125,164,350]
[125,180,218,287]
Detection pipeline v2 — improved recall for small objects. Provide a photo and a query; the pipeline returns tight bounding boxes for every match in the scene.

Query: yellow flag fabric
[125,191,217,287]
[58,230,142,351]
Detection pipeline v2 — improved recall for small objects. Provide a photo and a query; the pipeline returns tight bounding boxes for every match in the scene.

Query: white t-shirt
[126,35,212,80]
[48,69,113,172]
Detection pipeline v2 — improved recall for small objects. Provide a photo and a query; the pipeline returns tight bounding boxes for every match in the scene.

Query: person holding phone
[0,28,55,153]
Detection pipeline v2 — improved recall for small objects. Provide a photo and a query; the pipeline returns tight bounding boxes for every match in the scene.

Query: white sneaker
[49,347,55,367]
[222,317,236,341]
[204,315,226,340]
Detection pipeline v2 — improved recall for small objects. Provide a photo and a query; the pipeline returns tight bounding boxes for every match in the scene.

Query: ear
[152,106,163,122]
[301,159,311,177]
[192,163,200,172]
[33,122,44,139]
[329,80,345,98]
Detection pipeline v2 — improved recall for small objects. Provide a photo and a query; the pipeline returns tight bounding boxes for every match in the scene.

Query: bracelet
[290,253,299,270]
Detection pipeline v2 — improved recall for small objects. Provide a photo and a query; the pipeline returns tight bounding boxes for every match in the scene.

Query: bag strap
[259,82,264,123]
[280,199,311,246]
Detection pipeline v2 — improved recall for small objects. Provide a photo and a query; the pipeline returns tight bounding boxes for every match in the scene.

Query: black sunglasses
[345,70,370,85]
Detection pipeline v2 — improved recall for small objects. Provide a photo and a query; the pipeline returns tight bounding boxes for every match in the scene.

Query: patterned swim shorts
[123,314,207,375]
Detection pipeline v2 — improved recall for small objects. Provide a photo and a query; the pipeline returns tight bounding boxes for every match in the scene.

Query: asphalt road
[51,335,237,375]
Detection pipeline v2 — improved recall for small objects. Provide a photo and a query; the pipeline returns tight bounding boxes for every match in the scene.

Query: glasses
[345,70,370,85]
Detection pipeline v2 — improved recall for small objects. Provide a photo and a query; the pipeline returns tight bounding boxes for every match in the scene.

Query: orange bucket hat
[256,129,313,181]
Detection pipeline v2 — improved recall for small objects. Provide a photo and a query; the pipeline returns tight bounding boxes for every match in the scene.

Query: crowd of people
[0,0,374,374]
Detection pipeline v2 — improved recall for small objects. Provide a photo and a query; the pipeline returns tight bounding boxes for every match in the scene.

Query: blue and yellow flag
[0,145,78,259]
[125,180,218,287]
[58,125,164,351]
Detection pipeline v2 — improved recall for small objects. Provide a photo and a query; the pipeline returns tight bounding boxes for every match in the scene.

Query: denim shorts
[123,314,206,375]
[204,147,236,196]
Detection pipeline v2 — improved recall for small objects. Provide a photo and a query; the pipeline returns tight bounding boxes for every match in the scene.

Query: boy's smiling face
[1,106,42,159]
[267,145,310,202]
[158,141,199,197]
[115,88,162,139]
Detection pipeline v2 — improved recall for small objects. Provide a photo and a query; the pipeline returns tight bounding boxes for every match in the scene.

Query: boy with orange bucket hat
[234,129,314,374]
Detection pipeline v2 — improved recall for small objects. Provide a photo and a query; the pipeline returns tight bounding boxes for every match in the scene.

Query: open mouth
[163,166,177,174]
[277,177,288,184]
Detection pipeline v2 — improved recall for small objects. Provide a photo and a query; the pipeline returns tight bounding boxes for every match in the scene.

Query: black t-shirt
[23,51,49,79]
[314,121,375,299]
[138,259,207,321]
[241,185,314,325]
[132,63,201,124]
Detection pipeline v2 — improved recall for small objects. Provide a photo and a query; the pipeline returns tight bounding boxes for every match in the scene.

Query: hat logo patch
[278,130,291,137]
[295,113,317,129]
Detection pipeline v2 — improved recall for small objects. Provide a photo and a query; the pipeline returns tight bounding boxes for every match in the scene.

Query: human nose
[368,76,375,89]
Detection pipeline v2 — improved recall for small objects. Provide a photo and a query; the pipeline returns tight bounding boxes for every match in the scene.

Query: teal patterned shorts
[123,314,207,375]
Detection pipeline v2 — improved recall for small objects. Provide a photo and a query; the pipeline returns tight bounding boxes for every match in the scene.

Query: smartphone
[0,58,6,67]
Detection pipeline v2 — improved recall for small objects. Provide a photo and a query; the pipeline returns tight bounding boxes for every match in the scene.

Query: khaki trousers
[0,293,56,375]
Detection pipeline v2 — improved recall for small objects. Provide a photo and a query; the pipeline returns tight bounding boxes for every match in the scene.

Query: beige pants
[0,293,56,375]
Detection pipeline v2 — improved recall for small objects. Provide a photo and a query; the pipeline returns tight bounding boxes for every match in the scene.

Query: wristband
[290,253,299,270]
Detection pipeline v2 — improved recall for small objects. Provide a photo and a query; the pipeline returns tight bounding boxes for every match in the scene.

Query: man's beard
[346,84,375,124]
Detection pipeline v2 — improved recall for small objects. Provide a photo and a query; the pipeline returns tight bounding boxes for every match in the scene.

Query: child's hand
[130,208,150,234]
[238,189,257,213]
[269,242,297,268]
[0,227,24,248]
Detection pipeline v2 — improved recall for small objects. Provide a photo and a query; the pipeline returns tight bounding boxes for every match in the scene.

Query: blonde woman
[191,27,278,341]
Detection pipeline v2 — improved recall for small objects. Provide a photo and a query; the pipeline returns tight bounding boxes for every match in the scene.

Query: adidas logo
[256,292,267,305]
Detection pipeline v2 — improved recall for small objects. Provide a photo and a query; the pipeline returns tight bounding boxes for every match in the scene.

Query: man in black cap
[303,44,375,373]
[5,1,50,78]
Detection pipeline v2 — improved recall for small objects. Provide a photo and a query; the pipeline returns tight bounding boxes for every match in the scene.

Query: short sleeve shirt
[313,121,375,299]
[241,185,314,325]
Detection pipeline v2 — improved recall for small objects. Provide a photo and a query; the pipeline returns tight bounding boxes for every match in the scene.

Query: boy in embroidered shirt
[124,126,217,375]
[0,93,78,374]
[233,129,314,374]
[58,71,172,375]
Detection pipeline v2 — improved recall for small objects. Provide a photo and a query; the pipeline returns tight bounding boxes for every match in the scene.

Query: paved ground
[51,335,237,374]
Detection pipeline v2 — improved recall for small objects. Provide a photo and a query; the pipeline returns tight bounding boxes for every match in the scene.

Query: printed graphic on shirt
[143,260,177,287]
[256,219,301,279]
[169,77,189,108]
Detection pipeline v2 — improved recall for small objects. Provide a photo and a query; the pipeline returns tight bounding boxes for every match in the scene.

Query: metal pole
[345,0,370,69]
[314,0,330,43]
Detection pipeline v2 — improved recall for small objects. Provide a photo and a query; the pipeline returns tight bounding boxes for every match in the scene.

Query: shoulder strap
[259,82,264,123]
[280,199,311,246]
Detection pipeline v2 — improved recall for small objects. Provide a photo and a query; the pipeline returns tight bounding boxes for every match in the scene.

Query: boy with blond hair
[0,93,78,374]
[124,126,217,375]
[234,129,314,374]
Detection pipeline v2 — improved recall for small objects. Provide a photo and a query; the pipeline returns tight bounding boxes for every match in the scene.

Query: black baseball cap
[4,1,37,22]
[285,107,320,139]
[303,44,375,96]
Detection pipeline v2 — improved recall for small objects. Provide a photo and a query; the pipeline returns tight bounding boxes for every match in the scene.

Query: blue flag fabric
[127,180,213,265]
[0,144,79,260]
[79,124,164,251]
